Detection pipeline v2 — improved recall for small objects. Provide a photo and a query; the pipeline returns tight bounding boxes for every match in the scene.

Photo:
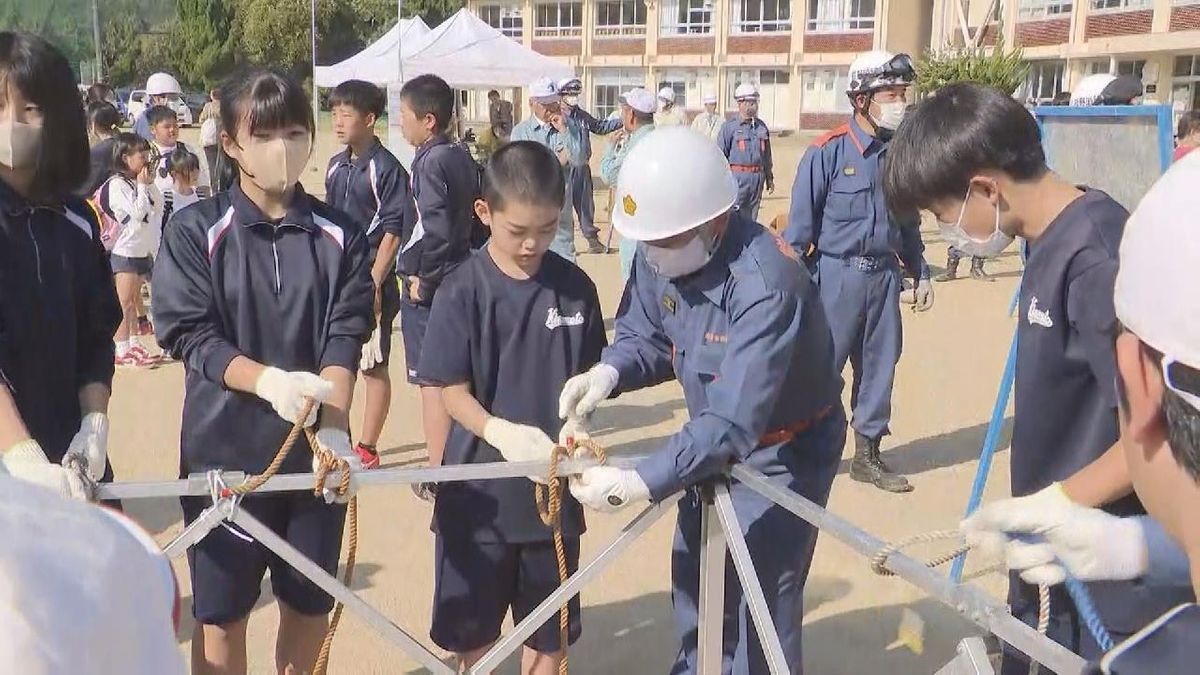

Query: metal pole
[162,501,229,558]
[712,483,789,674]
[311,0,319,135]
[91,0,103,82]
[397,0,405,84]
[232,509,455,674]
[696,486,726,675]
[469,494,683,673]
[731,465,1087,675]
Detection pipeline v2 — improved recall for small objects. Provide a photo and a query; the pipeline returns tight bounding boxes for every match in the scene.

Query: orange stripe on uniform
[812,124,850,149]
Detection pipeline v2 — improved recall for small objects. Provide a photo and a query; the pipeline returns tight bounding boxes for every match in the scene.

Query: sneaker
[354,444,381,470]
[585,237,607,255]
[114,352,139,368]
[127,345,161,367]
[136,316,153,336]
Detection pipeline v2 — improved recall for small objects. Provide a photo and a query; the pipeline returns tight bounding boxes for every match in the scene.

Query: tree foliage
[171,0,236,89]
[916,33,1028,97]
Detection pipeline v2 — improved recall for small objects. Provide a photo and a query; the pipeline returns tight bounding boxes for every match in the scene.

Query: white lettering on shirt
[1027,297,1054,328]
[545,307,585,330]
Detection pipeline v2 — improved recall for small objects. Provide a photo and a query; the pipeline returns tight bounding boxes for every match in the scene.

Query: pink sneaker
[353,444,381,470]
[114,352,141,368]
[127,345,161,367]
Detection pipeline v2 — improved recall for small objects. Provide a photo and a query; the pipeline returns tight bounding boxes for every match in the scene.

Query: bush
[916,33,1028,96]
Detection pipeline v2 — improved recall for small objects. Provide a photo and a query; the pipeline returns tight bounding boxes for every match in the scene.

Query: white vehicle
[126,89,194,127]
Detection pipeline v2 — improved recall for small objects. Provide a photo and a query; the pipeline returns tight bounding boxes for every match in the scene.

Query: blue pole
[950,326,1019,582]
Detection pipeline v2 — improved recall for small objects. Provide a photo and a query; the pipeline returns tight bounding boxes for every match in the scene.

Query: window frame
[800,67,851,112]
[805,0,876,33]
[732,0,792,34]
[534,0,584,38]
[1023,60,1065,103]
[1017,0,1072,19]
[1089,0,1149,12]
[659,0,714,35]
[593,68,646,119]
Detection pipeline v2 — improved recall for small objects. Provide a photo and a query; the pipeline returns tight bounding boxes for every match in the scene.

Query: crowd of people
[3,25,1200,675]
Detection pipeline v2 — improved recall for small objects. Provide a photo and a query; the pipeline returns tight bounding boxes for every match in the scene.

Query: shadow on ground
[839,417,1013,477]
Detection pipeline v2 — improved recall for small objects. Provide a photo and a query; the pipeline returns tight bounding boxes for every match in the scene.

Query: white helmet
[734,83,759,101]
[612,127,737,241]
[847,50,915,94]
[657,86,676,103]
[145,72,182,97]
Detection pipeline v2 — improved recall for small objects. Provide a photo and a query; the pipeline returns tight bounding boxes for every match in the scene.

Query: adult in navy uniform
[961,151,1200,675]
[884,83,1187,673]
[559,128,846,673]
[559,76,621,254]
[783,50,933,494]
[717,83,773,221]
[153,69,374,674]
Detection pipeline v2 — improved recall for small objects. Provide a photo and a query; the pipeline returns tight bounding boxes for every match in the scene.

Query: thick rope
[534,437,608,675]
[222,398,357,675]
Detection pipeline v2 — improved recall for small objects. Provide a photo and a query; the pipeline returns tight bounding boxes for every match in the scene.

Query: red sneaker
[354,444,381,470]
[114,352,140,368]
[127,345,161,367]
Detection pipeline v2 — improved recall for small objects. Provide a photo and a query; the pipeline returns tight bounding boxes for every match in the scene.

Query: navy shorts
[110,254,153,276]
[431,536,582,654]
[181,493,346,625]
[364,275,402,373]
[399,281,433,385]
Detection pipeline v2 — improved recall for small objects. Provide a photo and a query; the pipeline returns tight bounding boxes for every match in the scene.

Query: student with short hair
[0,31,122,499]
[884,81,1189,673]
[396,73,482,493]
[152,68,374,674]
[146,104,210,215]
[417,141,607,673]
[166,147,201,213]
[326,79,416,469]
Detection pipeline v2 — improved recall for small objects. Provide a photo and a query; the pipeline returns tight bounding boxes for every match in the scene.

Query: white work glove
[254,367,333,427]
[359,327,384,371]
[558,416,592,447]
[312,427,359,504]
[3,440,91,501]
[558,363,619,421]
[961,483,1149,586]
[62,412,109,482]
[913,278,934,312]
[483,417,556,464]
[569,466,650,513]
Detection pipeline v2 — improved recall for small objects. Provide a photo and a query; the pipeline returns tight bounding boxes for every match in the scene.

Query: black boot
[934,249,960,282]
[849,432,913,493]
[585,236,606,255]
[969,256,992,281]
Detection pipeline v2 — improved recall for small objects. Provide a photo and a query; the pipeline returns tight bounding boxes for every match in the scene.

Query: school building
[464,0,1200,131]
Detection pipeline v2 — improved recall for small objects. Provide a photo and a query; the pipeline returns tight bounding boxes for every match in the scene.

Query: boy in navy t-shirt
[418,141,607,671]
[884,83,1188,673]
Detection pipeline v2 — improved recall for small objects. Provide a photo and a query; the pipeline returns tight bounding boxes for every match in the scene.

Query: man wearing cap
[958,152,1200,673]
[511,76,585,262]
[599,87,657,280]
[560,127,846,674]
[717,83,774,220]
[655,87,686,127]
[559,76,622,254]
[691,94,723,141]
[782,50,932,494]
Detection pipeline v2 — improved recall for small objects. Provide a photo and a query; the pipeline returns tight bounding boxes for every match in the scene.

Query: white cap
[529,77,560,103]
[0,476,185,673]
[734,83,759,101]
[612,127,737,241]
[703,93,718,105]
[1115,150,1200,410]
[658,86,676,103]
[145,72,181,96]
[620,88,657,115]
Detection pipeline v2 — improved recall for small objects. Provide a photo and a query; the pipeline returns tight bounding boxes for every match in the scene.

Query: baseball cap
[529,77,560,103]
[658,86,676,103]
[620,88,657,115]
[734,83,760,101]
[1114,150,1200,411]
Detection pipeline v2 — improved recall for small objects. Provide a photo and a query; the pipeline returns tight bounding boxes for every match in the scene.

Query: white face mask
[0,120,42,170]
[563,95,579,108]
[234,136,311,195]
[645,228,718,279]
[874,100,907,131]
[937,187,1016,259]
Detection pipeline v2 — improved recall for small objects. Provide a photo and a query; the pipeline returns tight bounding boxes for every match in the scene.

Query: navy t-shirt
[418,248,607,542]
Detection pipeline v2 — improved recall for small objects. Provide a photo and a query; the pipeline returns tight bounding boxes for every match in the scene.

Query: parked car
[127,89,194,127]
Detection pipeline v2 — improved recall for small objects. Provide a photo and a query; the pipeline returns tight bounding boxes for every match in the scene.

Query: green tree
[916,32,1028,97]
[171,0,236,89]
[0,0,91,73]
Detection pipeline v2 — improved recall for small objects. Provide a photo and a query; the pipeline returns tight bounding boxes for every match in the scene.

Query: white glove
[483,417,556,464]
[558,416,592,447]
[558,363,619,420]
[312,427,359,504]
[63,412,109,482]
[569,466,650,513]
[961,483,1149,586]
[913,278,934,312]
[3,440,91,501]
[254,367,333,427]
[359,327,384,371]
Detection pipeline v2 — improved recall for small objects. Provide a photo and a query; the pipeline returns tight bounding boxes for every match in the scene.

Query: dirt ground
[112,127,1024,673]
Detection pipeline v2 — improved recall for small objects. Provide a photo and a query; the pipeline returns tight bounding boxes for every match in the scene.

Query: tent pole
[397,0,405,84]
[311,0,319,135]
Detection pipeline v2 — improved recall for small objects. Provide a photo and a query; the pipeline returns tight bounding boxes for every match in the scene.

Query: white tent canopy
[315,16,431,87]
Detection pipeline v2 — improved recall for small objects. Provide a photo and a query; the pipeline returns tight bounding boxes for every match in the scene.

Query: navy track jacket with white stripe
[152,183,374,476]
[325,138,415,264]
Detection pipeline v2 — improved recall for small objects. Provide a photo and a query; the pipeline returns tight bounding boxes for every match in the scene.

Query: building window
[1018,0,1072,19]
[660,0,713,35]
[478,5,524,39]
[593,68,646,119]
[728,69,794,127]
[1023,60,1065,103]
[732,0,791,33]
[1116,59,1146,78]
[596,0,647,36]
[800,68,851,112]
[1175,54,1200,78]
[806,0,875,32]
[1090,0,1149,10]
[534,0,583,38]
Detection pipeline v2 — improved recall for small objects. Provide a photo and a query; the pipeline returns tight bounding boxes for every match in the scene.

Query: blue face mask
[937,186,1016,259]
